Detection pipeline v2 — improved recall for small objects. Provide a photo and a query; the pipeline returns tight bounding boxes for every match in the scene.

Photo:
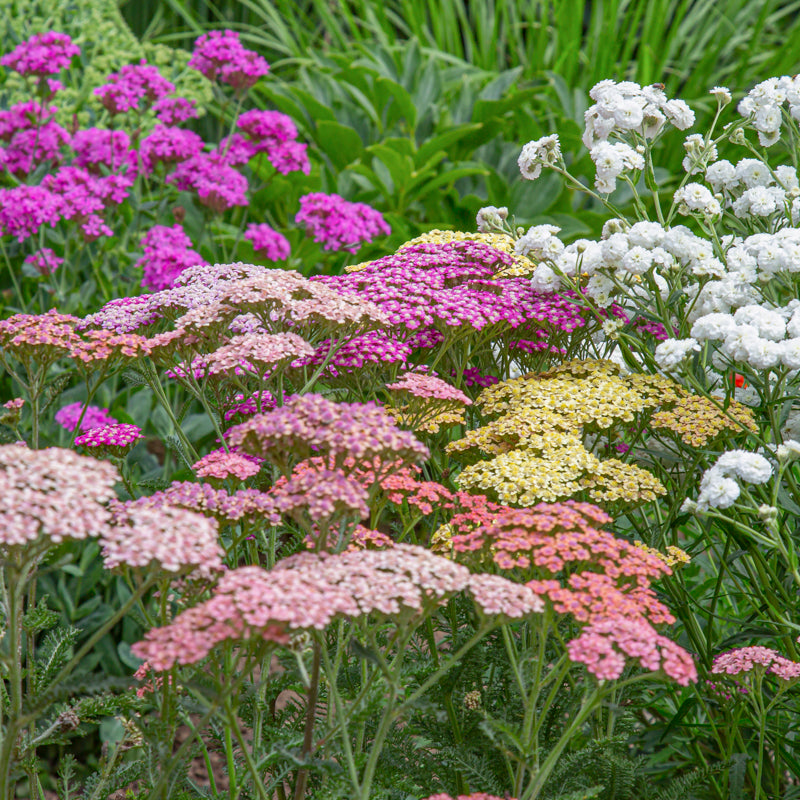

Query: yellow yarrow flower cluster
[449,359,674,506]
[650,393,757,447]
[387,405,466,435]
[634,540,692,569]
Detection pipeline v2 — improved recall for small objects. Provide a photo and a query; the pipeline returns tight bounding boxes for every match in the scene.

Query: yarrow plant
[5,45,800,800]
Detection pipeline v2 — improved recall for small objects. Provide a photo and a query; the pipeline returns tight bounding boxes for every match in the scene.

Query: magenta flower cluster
[188,30,269,91]
[136,225,207,291]
[54,402,117,433]
[1,32,78,77]
[296,192,391,252]
[74,423,143,450]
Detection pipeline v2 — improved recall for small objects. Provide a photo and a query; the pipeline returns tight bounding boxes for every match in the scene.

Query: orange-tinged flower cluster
[650,392,757,447]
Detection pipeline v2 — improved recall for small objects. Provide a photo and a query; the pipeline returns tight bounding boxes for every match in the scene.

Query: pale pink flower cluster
[131,481,280,526]
[712,646,800,681]
[386,372,472,405]
[74,423,142,450]
[567,618,697,685]
[228,394,430,468]
[205,332,314,375]
[133,545,471,669]
[271,466,369,525]
[0,445,118,547]
[468,574,544,618]
[104,501,223,578]
[192,449,262,481]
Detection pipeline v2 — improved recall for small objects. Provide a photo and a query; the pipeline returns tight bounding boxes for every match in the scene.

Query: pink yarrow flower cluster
[133,545,470,669]
[152,96,198,125]
[192,449,262,481]
[1,32,79,77]
[0,445,118,547]
[105,500,223,578]
[567,617,697,685]
[712,646,800,681]
[387,372,471,405]
[227,393,430,469]
[188,30,269,91]
[296,192,390,252]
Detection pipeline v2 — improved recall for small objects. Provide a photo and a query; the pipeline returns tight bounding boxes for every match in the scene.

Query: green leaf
[316,119,364,170]
[415,123,483,168]
[117,641,143,670]
[366,142,415,192]
[376,76,417,131]
[408,164,489,201]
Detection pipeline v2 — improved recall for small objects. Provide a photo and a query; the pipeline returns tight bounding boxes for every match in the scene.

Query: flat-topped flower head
[567,617,697,685]
[387,372,471,405]
[192,449,262,481]
[1,32,79,77]
[0,445,118,549]
[244,223,291,261]
[0,308,82,366]
[712,646,800,682]
[75,423,142,454]
[204,332,314,377]
[132,545,471,669]
[105,500,223,578]
[227,394,429,471]
[24,248,63,276]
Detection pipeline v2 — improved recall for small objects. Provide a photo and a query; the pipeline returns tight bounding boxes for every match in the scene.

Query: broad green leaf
[317,120,364,169]
[415,123,483,167]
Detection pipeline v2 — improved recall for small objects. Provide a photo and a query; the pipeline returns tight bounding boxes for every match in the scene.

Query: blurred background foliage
[115,0,800,241]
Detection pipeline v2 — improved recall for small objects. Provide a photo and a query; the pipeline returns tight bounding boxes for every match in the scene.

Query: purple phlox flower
[188,30,269,90]
[0,101,69,175]
[152,96,198,125]
[244,223,290,261]
[139,125,204,173]
[24,248,63,276]
[94,60,175,115]
[72,128,137,175]
[296,192,390,252]
[1,32,79,77]
[137,224,207,291]
[0,185,63,242]
[237,110,309,174]
[167,152,248,213]
[55,402,117,433]
[215,133,256,166]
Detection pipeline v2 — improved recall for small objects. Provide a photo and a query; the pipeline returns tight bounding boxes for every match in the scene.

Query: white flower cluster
[687,301,800,371]
[674,183,722,218]
[582,80,694,194]
[654,337,700,370]
[682,133,718,175]
[738,75,800,146]
[705,157,799,219]
[517,134,561,181]
[692,450,773,511]
[476,205,508,232]
[584,80,695,148]
[514,224,566,290]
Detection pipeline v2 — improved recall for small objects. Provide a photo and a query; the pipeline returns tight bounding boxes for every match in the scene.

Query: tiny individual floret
[75,423,143,453]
